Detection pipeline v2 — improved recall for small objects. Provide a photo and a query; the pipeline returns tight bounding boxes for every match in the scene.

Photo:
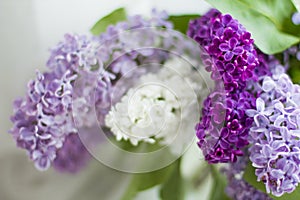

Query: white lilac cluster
[105,57,206,149]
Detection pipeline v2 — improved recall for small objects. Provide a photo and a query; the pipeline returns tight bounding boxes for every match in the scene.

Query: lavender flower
[189,9,258,163]
[53,133,91,173]
[224,155,272,200]
[247,62,300,196]
[292,12,300,25]
[10,10,200,172]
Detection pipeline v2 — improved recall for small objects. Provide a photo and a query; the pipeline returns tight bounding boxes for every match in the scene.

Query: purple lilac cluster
[10,10,197,172]
[246,62,300,196]
[224,155,272,200]
[53,134,91,173]
[188,9,259,163]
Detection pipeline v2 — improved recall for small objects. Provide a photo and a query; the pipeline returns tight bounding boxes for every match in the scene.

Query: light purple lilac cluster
[224,154,272,200]
[10,10,196,172]
[188,9,259,163]
[246,61,300,196]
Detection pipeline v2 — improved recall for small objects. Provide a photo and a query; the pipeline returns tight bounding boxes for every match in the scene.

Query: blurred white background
[0,0,212,199]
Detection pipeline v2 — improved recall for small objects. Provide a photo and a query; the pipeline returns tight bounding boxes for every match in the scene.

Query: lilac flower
[10,10,200,172]
[247,62,300,196]
[189,9,259,163]
[292,12,300,25]
[224,155,272,200]
[219,37,244,61]
[53,134,91,173]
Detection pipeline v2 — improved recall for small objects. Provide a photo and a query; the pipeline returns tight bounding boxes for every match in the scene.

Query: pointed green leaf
[90,8,127,35]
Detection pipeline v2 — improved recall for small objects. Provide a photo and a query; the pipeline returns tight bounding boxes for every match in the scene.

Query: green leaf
[237,0,300,36]
[206,0,300,54]
[243,161,300,199]
[287,56,300,84]
[243,161,266,193]
[169,15,200,34]
[121,160,177,200]
[209,165,231,200]
[160,159,184,200]
[90,8,127,35]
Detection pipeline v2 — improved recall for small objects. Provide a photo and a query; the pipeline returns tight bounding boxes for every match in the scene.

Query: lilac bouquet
[8,1,300,200]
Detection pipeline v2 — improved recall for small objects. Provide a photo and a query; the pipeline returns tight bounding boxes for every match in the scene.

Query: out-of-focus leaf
[121,160,177,200]
[288,56,300,84]
[238,0,300,36]
[160,159,184,200]
[243,161,266,192]
[209,165,231,200]
[90,8,127,35]
[169,15,200,34]
[206,0,300,54]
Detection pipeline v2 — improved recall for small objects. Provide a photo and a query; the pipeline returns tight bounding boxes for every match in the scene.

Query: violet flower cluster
[10,10,197,172]
[188,9,258,163]
[224,154,272,200]
[246,62,300,196]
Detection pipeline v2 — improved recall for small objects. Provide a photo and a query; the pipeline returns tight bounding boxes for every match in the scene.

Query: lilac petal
[250,127,267,133]
[256,98,265,112]
[247,53,255,64]
[222,14,232,25]
[225,63,235,72]
[219,43,230,51]
[211,71,222,80]
[274,102,285,113]
[242,69,253,80]
[229,37,238,48]
[20,128,35,141]
[233,46,243,55]
[220,127,230,137]
[213,21,222,29]
[219,140,230,149]
[262,76,276,92]
[274,115,286,127]
[270,169,285,179]
[224,51,234,61]
[213,114,225,124]
[223,73,233,83]
[35,156,51,171]
[254,114,269,127]
[215,60,224,70]
[292,12,300,25]
[246,109,257,117]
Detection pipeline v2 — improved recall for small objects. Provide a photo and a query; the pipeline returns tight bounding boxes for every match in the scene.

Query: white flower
[105,57,208,152]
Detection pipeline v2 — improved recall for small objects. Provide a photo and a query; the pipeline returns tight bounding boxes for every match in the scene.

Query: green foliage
[160,159,184,200]
[243,161,266,193]
[168,15,200,34]
[209,165,231,200]
[121,160,179,200]
[206,0,300,54]
[287,56,300,84]
[90,8,127,35]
